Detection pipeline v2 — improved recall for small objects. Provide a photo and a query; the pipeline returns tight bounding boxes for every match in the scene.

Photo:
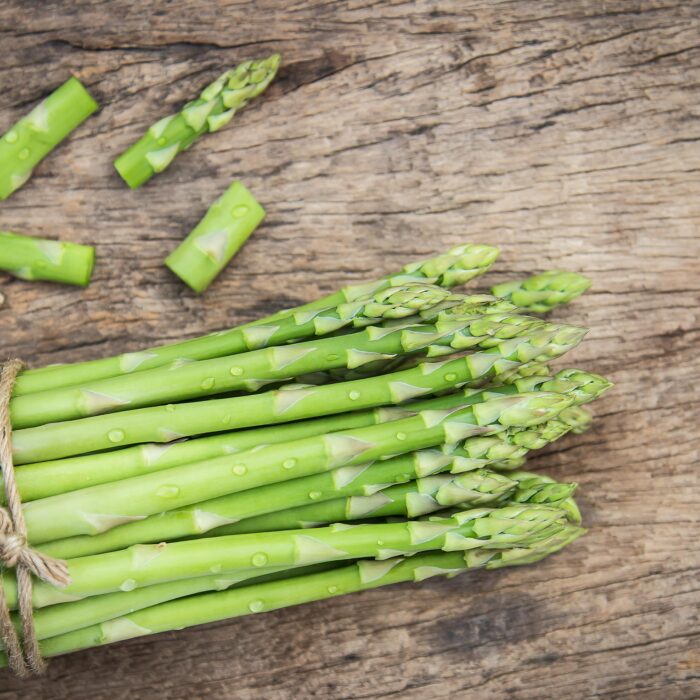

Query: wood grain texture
[1,1,699,698]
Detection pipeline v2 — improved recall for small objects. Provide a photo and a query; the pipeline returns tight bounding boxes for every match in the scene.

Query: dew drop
[282,459,297,470]
[232,205,249,218]
[230,366,244,376]
[165,404,175,413]
[248,599,264,613]
[18,148,29,160]
[200,377,215,390]
[108,429,125,443]
[157,137,167,146]
[120,579,137,592]
[210,564,223,574]
[327,585,338,594]
[251,552,268,567]
[326,354,339,361]
[445,373,457,382]
[156,484,180,498]
[308,490,322,500]
[221,414,231,425]
[5,131,18,143]
[232,464,247,476]
[348,390,360,401]
[377,540,384,546]
[395,432,407,441]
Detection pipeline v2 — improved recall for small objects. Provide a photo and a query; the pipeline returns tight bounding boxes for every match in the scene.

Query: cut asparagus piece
[0,77,98,200]
[0,525,583,661]
[0,231,94,287]
[13,243,499,396]
[5,503,574,609]
[8,309,565,428]
[165,181,265,292]
[114,55,280,189]
[491,270,591,313]
[22,389,575,544]
[12,324,588,464]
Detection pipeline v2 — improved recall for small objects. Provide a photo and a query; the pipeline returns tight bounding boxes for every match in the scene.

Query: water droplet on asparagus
[157,137,167,146]
[445,373,457,381]
[232,464,247,476]
[210,564,223,573]
[201,377,215,390]
[5,131,18,143]
[156,484,180,498]
[248,600,264,612]
[251,553,268,567]
[222,414,231,424]
[18,148,29,160]
[120,579,137,592]
[108,429,125,443]
[232,205,248,218]
[283,459,297,470]
[395,432,407,441]
[308,491,322,500]
[230,366,244,376]
[348,391,360,400]
[327,585,338,594]
[165,404,176,413]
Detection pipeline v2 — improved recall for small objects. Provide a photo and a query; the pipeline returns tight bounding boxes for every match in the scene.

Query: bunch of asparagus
[0,244,609,665]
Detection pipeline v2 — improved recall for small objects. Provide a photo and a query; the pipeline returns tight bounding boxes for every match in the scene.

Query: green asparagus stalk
[8,374,594,505]
[114,55,280,189]
[491,270,591,313]
[13,243,499,396]
[38,399,599,559]
[209,470,579,536]
[0,77,98,200]
[11,301,551,429]
[5,503,573,610]
[165,181,265,292]
[0,231,95,287]
[12,322,587,464]
[22,389,575,544]
[0,525,584,663]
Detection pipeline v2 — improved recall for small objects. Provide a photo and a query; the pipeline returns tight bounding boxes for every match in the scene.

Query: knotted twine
[0,360,71,677]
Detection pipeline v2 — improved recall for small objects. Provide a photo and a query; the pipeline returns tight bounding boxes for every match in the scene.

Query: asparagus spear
[11,301,550,429]
[13,243,499,396]
[114,55,280,189]
[8,375,593,504]
[38,400,597,559]
[0,231,95,287]
[12,322,587,463]
[22,389,575,544]
[0,525,583,662]
[491,271,591,313]
[5,503,573,609]
[164,181,265,292]
[209,470,578,536]
[0,77,98,200]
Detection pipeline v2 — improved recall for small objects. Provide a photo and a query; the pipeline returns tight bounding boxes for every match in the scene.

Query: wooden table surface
[1,2,699,698]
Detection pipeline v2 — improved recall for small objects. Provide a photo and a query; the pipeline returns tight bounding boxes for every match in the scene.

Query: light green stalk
[165,181,265,292]
[13,243,499,396]
[0,231,94,286]
[12,322,587,464]
[491,270,591,313]
[9,372,595,504]
[114,55,280,189]
[12,294,539,429]
[0,525,584,662]
[5,503,573,609]
[0,77,98,200]
[22,389,576,544]
[38,396,599,559]
[205,469,578,536]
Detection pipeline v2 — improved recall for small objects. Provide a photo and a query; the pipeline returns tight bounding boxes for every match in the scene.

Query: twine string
[0,359,71,677]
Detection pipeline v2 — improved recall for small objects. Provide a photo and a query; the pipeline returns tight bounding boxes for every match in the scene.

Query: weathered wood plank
[1,1,699,698]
